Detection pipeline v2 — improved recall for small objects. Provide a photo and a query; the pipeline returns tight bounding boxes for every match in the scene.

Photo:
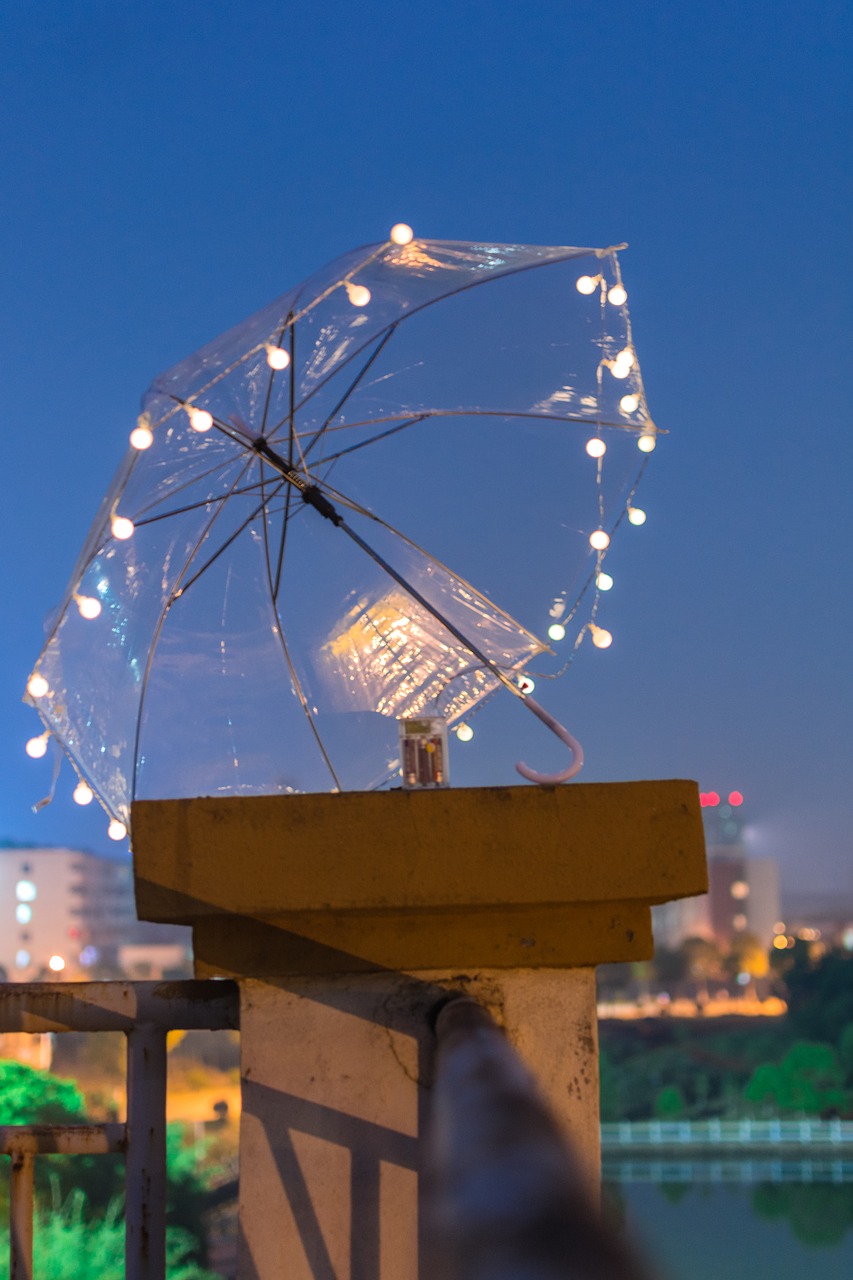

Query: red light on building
[706,791,720,807]
[728,791,744,806]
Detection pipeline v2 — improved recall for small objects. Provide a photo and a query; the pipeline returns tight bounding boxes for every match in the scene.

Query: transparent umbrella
[26,231,657,828]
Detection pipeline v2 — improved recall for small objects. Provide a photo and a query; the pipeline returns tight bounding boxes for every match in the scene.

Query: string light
[107,820,127,841]
[111,515,135,540]
[25,733,49,759]
[615,348,634,370]
[627,506,647,526]
[607,284,627,306]
[589,624,613,649]
[620,394,640,413]
[585,438,606,458]
[187,407,213,433]
[518,675,535,694]
[637,433,656,453]
[129,425,153,450]
[597,572,614,591]
[390,223,414,245]
[589,529,610,551]
[27,674,49,698]
[73,781,94,806]
[266,345,291,370]
[76,596,101,620]
[345,282,371,307]
[576,274,600,294]
[456,723,474,742]
[548,622,566,641]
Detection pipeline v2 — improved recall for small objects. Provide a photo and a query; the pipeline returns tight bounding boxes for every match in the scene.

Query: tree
[744,1041,849,1115]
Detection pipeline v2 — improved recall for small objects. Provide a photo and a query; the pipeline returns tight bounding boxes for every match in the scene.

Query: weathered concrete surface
[236,968,598,1280]
[132,781,706,971]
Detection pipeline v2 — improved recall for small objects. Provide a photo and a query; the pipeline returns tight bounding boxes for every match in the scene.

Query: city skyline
[2,3,850,893]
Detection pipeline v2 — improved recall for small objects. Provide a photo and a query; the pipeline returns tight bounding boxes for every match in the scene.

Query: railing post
[428,996,650,1280]
[125,1025,168,1280]
[10,1149,34,1280]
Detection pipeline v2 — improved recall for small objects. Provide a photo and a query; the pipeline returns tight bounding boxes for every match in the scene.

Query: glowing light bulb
[111,515,135,540]
[548,623,566,641]
[518,675,535,694]
[48,955,66,973]
[607,284,627,306]
[77,596,101,620]
[390,223,414,245]
[26,734,49,759]
[576,275,599,295]
[637,433,656,453]
[73,781,94,806]
[620,394,640,413]
[596,572,614,591]
[585,438,606,458]
[345,282,371,307]
[615,348,634,370]
[266,345,291,370]
[627,506,647,526]
[589,529,610,551]
[27,674,49,698]
[129,425,153,450]
[610,358,631,379]
[107,820,127,841]
[456,723,474,742]
[188,407,213,433]
[590,624,613,649]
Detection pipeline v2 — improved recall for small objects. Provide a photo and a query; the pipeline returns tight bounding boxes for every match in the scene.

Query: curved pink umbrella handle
[515,695,584,785]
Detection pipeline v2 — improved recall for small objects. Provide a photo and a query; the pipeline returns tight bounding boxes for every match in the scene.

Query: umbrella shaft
[253,438,342,526]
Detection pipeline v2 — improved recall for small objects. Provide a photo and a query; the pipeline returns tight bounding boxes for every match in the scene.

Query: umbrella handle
[515,695,584,785]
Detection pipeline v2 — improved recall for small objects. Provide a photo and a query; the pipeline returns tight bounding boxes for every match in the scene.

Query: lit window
[15,904,32,924]
[15,880,36,902]
[730,881,749,899]
[15,950,30,968]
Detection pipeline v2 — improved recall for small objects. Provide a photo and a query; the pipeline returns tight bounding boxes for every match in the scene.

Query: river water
[605,1175,853,1280]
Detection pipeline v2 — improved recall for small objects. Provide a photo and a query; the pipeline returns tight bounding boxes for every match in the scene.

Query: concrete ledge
[131,782,705,976]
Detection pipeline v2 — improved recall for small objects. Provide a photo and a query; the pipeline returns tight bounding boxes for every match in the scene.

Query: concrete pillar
[131,781,706,1280]
[236,968,598,1280]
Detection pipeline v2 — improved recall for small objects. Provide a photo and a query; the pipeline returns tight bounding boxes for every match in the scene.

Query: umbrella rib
[296,325,398,463]
[304,406,658,440]
[336,518,526,702]
[132,478,281,527]
[130,457,256,811]
[256,484,343,793]
[262,245,611,439]
[251,438,532,701]
[258,311,293,441]
[313,479,548,652]
[174,481,286,601]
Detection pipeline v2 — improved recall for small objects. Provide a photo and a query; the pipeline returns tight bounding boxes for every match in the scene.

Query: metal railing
[0,980,239,1280]
[601,1117,853,1149]
[427,996,652,1280]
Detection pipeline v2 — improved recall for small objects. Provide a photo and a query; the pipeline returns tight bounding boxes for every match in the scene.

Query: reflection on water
[605,1177,853,1280]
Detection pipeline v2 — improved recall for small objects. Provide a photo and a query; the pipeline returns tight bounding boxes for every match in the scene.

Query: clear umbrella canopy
[27,236,656,825]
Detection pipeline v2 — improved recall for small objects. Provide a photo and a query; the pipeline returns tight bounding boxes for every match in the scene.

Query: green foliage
[0,1192,220,1279]
[744,1041,848,1115]
[0,1061,224,1270]
[785,950,853,1044]
[838,1023,853,1083]
[0,1062,85,1125]
[653,1085,686,1118]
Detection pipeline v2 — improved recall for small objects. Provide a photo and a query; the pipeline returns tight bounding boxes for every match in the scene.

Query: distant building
[0,843,190,979]
[652,790,780,949]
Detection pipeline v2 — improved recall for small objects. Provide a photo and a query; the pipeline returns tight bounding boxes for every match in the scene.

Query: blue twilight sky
[1,1,850,893]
